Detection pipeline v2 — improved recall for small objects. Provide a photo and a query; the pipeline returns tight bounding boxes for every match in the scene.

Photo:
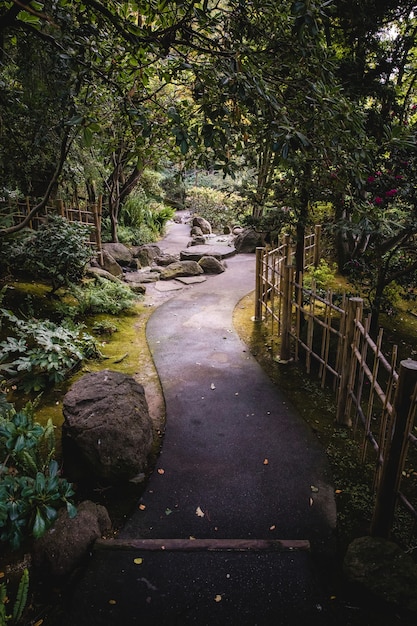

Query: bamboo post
[314,224,321,267]
[371,360,417,538]
[254,247,264,321]
[279,263,293,362]
[336,297,364,426]
[92,198,104,266]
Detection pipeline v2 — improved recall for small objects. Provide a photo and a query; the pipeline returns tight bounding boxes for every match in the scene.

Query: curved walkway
[67,220,337,625]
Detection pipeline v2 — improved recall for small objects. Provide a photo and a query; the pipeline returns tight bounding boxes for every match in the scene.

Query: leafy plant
[0,568,29,625]
[303,259,340,292]
[0,402,76,550]
[185,186,246,231]
[19,215,93,292]
[0,308,101,392]
[69,277,139,315]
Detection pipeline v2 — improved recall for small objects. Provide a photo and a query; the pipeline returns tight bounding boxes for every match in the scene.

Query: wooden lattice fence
[0,196,103,262]
[255,231,417,540]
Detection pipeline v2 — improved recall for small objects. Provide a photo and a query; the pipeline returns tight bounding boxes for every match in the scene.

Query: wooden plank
[94,538,311,553]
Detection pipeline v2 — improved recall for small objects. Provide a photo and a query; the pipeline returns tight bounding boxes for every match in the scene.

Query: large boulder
[62,370,153,484]
[233,227,263,253]
[155,253,179,266]
[191,216,212,235]
[344,536,417,613]
[102,242,133,266]
[159,260,204,280]
[198,256,225,274]
[33,501,111,578]
[101,249,123,277]
[132,244,162,267]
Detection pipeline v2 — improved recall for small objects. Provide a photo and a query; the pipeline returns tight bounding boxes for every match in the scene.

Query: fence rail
[255,229,417,541]
[0,196,103,261]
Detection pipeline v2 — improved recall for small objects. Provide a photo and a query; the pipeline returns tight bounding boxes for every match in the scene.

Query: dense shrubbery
[185,186,246,231]
[0,304,101,393]
[19,215,93,293]
[68,277,139,316]
[0,398,76,551]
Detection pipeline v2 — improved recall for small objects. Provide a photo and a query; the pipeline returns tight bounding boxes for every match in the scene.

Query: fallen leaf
[214,594,222,602]
[139,504,146,510]
[269,525,276,531]
[263,458,269,465]
[165,508,172,516]
[335,489,343,494]
[310,485,319,493]
[34,620,44,626]
[210,383,216,390]
[309,497,314,506]
[108,599,117,605]
[133,557,143,565]
[0,572,4,579]
[157,468,165,475]
[196,506,205,517]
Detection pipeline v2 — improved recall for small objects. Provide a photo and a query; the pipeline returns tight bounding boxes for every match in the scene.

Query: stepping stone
[180,245,236,261]
[175,275,207,284]
[154,282,184,292]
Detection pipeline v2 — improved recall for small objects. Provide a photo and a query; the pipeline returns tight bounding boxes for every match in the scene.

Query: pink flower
[395,175,403,180]
[385,189,397,197]
[374,196,383,205]
[367,176,376,183]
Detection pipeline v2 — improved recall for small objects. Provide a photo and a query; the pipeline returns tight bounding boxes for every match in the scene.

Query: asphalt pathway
[67,218,338,625]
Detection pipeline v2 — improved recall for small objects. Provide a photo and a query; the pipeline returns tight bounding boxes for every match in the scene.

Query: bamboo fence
[255,230,417,540]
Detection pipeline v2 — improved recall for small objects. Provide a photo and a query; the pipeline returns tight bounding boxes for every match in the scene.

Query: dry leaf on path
[196,506,205,517]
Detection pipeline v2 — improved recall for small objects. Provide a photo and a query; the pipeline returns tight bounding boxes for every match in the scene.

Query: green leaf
[32,508,46,539]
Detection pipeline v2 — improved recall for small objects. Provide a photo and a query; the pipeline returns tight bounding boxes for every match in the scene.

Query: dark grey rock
[159,260,204,280]
[198,256,225,274]
[191,216,212,234]
[132,244,162,267]
[62,370,153,484]
[33,500,111,578]
[102,243,133,266]
[233,227,263,253]
[101,249,123,277]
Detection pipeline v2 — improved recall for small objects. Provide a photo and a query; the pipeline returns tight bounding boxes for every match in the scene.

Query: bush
[0,307,101,392]
[0,400,76,551]
[69,277,139,316]
[20,215,93,292]
[303,259,340,292]
[185,186,246,231]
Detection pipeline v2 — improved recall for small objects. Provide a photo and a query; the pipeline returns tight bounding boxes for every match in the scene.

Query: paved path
[67,219,338,625]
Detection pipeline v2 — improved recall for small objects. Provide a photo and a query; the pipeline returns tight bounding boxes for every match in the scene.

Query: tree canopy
[1,0,417,326]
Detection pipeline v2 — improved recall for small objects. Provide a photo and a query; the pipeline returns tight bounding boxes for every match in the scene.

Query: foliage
[0,308,101,393]
[185,186,246,230]
[0,567,29,625]
[0,401,76,551]
[303,259,340,292]
[19,216,93,293]
[121,192,175,233]
[92,320,118,336]
[68,278,139,316]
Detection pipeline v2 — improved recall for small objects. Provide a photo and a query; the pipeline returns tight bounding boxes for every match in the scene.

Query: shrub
[303,259,340,292]
[69,277,139,315]
[0,307,101,392]
[185,186,246,231]
[0,400,76,551]
[20,215,93,292]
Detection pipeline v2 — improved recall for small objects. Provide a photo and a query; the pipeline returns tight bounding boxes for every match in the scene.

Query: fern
[12,569,29,623]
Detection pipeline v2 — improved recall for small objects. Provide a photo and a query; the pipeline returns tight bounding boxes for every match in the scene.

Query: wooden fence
[0,196,103,261]
[255,231,417,541]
